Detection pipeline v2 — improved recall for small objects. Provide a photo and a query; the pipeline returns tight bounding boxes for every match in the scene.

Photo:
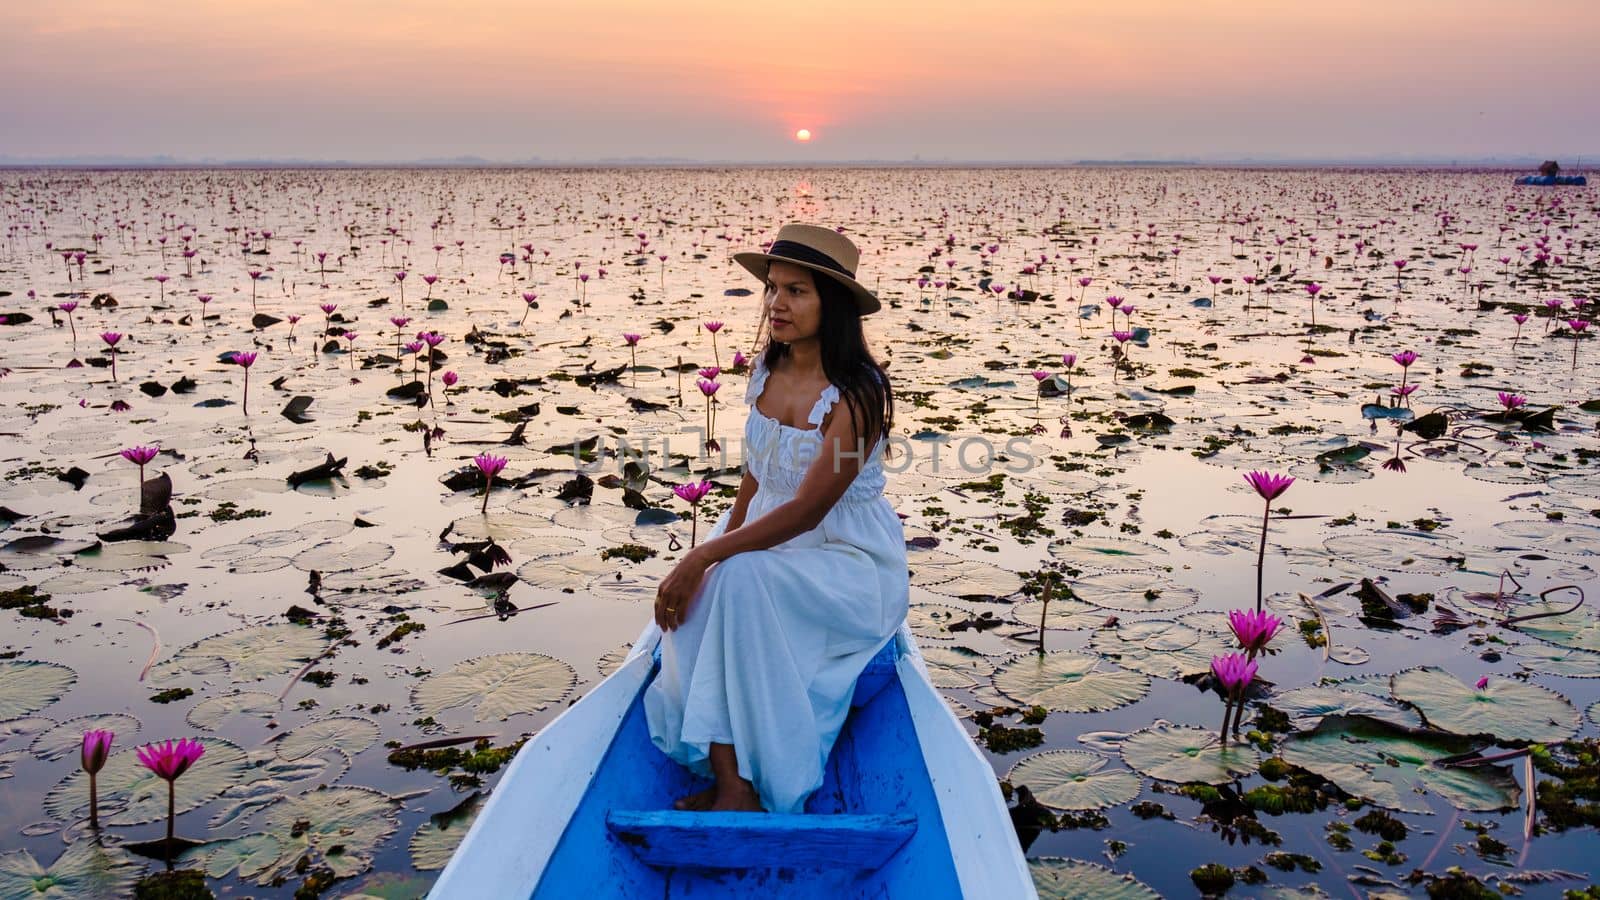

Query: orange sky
[3,0,1595,161]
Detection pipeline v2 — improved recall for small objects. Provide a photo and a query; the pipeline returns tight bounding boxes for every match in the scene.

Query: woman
[641,222,907,815]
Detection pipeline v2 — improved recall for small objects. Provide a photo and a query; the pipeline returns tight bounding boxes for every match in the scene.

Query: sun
[794,128,811,142]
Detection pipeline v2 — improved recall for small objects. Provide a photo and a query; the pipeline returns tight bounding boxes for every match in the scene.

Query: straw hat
[731,223,880,315]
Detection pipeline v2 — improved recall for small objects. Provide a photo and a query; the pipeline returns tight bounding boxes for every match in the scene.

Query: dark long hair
[757,269,893,451]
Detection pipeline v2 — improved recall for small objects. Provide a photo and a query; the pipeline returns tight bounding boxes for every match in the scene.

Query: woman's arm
[723,470,759,533]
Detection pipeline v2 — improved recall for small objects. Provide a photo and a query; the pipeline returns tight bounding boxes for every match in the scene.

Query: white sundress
[639,354,910,815]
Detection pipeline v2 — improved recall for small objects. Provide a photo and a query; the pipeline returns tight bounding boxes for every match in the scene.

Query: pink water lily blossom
[81,729,114,829]
[1243,471,1294,502]
[474,452,508,513]
[674,480,714,546]
[1497,392,1527,411]
[137,737,205,853]
[1227,609,1282,657]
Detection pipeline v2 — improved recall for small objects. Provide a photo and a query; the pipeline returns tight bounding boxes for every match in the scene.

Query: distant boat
[1514,174,1587,186]
[1517,161,1586,185]
[428,626,1035,899]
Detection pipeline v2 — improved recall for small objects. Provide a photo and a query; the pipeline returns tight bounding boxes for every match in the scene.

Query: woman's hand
[655,549,711,632]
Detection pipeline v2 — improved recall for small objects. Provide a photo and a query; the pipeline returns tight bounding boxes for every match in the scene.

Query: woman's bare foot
[673,786,718,811]
[709,781,764,812]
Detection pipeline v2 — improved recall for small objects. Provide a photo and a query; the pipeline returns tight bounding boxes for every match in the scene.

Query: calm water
[0,166,1597,898]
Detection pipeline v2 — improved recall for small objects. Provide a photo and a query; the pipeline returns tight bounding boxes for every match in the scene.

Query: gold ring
[666,606,677,613]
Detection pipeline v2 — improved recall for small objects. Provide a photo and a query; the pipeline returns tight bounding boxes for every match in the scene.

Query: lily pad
[182,833,283,881]
[1120,722,1259,784]
[1506,643,1600,678]
[918,645,997,690]
[1087,620,1231,680]
[1279,714,1519,814]
[0,841,143,900]
[412,652,578,722]
[1047,537,1170,573]
[29,714,141,762]
[274,715,380,762]
[991,652,1150,713]
[1323,532,1462,575]
[292,540,394,573]
[1029,857,1160,900]
[255,785,401,881]
[0,661,76,718]
[187,691,282,730]
[1006,750,1141,811]
[1009,597,1109,632]
[1388,666,1577,742]
[150,624,327,684]
[409,792,484,871]
[1266,684,1422,731]
[1076,572,1198,613]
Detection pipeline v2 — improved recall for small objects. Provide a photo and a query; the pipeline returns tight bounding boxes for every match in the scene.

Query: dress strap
[744,355,770,407]
[807,384,841,427]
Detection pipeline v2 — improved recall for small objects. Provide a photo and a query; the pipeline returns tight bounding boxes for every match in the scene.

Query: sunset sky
[3,0,1595,163]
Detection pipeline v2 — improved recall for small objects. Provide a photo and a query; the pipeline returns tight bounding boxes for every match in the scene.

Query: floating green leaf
[1006,750,1141,811]
[187,691,281,730]
[409,792,484,871]
[181,833,283,881]
[0,841,143,900]
[1087,620,1231,680]
[1009,597,1109,632]
[1266,685,1421,731]
[0,661,76,718]
[1279,714,1519,814]
[256,786,401,881]
[150,624,326,684]
[29,714,140,762]
[1029,857,1160,900]
[1120,722,1259,785]
[1076,572,1198,614]
[1388,666,1577,742]
[292,540,394,573]
[992,652,1149,713]
[412,653,578,722]
[275,715,379,762]
[1506,643,1600,678]
[918,646,997,690]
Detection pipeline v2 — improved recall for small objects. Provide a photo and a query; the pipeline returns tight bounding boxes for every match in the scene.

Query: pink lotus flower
[1243,471,1294,501]
[82,730,114,774]
[622,333,641,346]
[137,738,205,852]
[698,367,722,380]
[58,301,78,313]
[442,371,458,388]
[231,351,258,414]
[100,331,122,347]
[81,729,114,829]
[1211,653,1257,694]
[1112,330,1133,343]
[421,331,445,347]
[1475,675,1489,690]
[697,378,721,396]
[1062,353,1077,368]
[674,480,713,546]
[1390,383,1419,398]
[732,350,748,368]
[474,452,508,513]
[673,481,713,504]
[120,445,159,466]
[1391,350,1417,368]
[1227,609,1281,656]
[1304,283,1321,296]
[1031,370,1051,381]
[1497,392,1527,411]
[703,320,723,333]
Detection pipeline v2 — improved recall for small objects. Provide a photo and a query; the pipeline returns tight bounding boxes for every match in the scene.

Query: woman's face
[764,260,822,343]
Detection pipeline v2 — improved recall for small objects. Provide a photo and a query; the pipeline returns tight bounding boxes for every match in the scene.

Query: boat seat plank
[605,809,916,871]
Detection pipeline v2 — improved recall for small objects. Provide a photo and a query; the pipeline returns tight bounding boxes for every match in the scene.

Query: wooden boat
[428,624,1035,898]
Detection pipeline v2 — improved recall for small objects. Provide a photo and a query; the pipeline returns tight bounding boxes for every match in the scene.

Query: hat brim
[731,251,881,315]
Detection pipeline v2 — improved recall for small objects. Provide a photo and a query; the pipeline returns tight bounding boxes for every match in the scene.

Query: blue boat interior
[533,638,964,898]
